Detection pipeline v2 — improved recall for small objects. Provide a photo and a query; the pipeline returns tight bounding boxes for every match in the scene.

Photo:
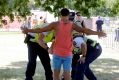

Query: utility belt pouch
[86,39,98,48]
[24,34,34,43]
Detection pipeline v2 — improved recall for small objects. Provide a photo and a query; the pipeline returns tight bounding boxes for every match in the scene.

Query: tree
[0,0,119,22]
[35,0,66,17]
[13,0,31,18]
[90,0,115,17]
[0,0,31,21]
[111,0,119,16]
[0,0,14,21]
[74,0,101,16]
[34,0,106,17]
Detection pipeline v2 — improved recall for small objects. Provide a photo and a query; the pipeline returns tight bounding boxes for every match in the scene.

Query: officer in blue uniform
[73,38,102,80]
[23,23,53,80]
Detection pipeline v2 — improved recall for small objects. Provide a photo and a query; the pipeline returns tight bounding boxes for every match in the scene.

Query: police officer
[23,21,53,80]
[73,38,102,80]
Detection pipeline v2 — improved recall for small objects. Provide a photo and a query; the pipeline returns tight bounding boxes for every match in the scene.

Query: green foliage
[0,0,119,21]
[33,0,104,17]
[90,0,119,17]
[0,0,12,19]
[38,0,66,17]
[0,0,31,21]
[34,0,108,17]
[90,0,108,16]
[74,0,104,17]
[13,0,31,18]
[111,0,119,16]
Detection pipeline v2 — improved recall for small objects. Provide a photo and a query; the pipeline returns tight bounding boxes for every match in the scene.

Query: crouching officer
[72,38,102,80]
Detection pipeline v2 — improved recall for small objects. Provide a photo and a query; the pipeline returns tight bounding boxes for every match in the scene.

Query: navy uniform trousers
[72,43,102,80]
[25,41,53,80]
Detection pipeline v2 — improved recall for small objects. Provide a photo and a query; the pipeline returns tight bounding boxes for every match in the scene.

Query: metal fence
[101,17,119,49]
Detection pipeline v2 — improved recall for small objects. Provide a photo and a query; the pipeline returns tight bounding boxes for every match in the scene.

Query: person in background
[27,17,32,29]
[21,8,106,80]
[39,16,43,26]
[32,15,38,27]
[96,16,104,32]
[43,18,47,23]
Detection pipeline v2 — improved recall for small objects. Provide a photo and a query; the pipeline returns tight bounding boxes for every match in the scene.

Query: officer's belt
[86,39,98,48]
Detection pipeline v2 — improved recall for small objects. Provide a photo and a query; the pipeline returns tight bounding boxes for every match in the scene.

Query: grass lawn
[0,61,46,80]
[0,59,119,80]
[0,32,119,80]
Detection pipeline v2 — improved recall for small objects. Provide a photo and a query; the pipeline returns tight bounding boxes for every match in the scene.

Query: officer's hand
[79,55,86,64]
[48,48,53,54]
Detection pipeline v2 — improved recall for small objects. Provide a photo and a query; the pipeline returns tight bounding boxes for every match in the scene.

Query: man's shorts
[53,54,72,71]
[73,37,85,48]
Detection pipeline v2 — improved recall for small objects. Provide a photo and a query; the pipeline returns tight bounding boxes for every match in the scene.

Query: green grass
[0,32,119,80]
[0,59,119,80]
[0,61,46,80]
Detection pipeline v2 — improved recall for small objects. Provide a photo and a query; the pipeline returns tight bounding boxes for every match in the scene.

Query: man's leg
[37,45,53,80]
[53,54,62,80]
[71,54,80,79]
[63,55,72,80]
[54,70,60,80]
[84,44,102,80]
[64,71,71,80]
[84,67,97,80]
[25,42,38,80]
[100,26,102,32]
[97,27,99,32]
[74,62,85,80]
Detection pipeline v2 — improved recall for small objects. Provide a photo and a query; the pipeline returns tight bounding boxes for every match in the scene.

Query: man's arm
[21,22,55,34]
[48,39,55,54]
[37,33,48,49]
[72,23,106,37]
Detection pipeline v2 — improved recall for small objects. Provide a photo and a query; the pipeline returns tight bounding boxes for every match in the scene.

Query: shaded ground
[0,61,45,80]
[0,58,119,80]
[0,32,119,80]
